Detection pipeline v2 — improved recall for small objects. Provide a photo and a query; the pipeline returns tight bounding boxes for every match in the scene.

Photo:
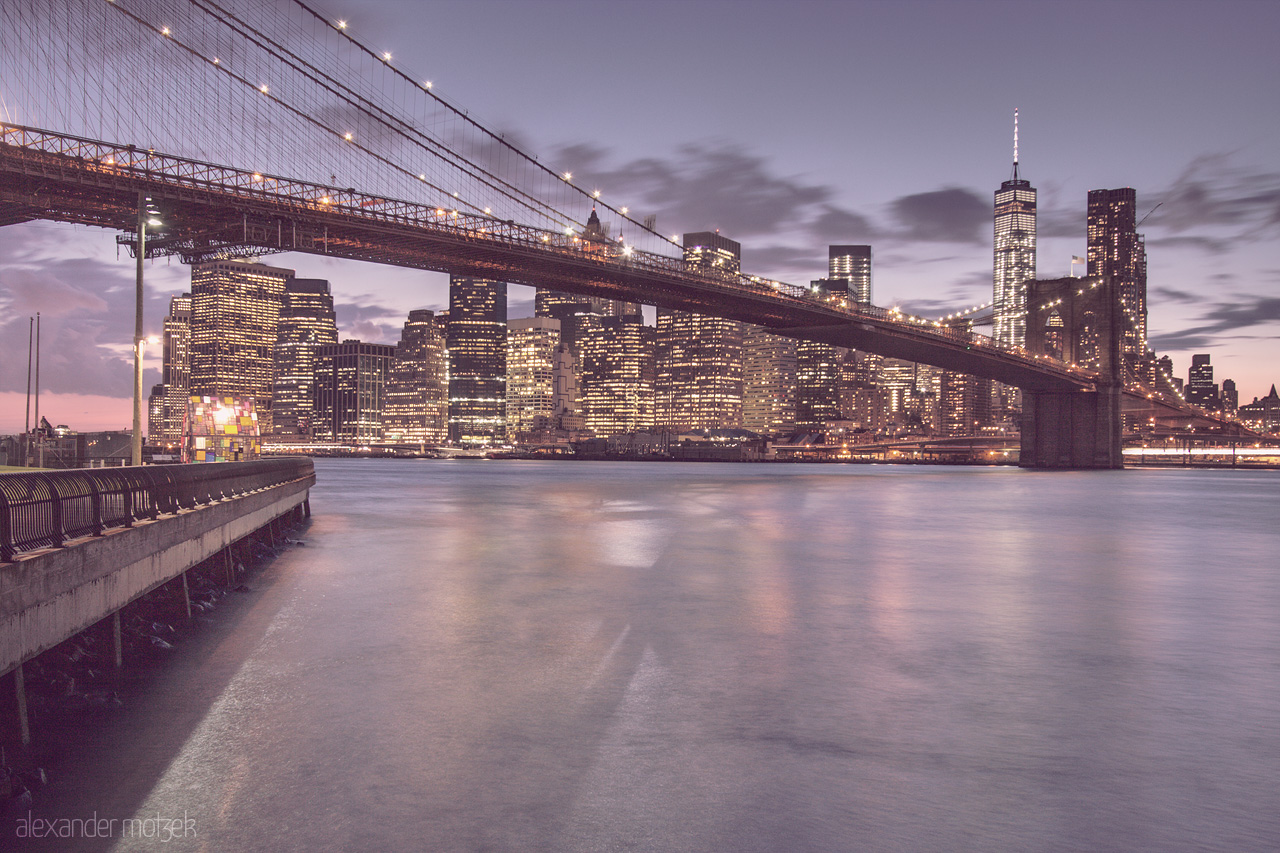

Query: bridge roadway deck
[0,125,1094,394]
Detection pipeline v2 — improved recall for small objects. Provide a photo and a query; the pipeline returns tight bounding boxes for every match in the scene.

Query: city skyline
[1,0,1277,432]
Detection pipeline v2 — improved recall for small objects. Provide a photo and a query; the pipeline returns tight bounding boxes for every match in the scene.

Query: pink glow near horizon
[0,391,133,435]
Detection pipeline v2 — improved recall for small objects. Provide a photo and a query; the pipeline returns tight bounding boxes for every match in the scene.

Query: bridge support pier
[12,663,30,746]
[112,611,123,670]
[1020,387,1123,469]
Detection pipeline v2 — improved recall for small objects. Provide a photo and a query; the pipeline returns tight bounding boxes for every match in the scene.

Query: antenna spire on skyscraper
[1013,108,1020,182]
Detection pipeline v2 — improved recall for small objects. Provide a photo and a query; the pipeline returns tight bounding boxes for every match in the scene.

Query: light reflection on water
[31,460,1280,852]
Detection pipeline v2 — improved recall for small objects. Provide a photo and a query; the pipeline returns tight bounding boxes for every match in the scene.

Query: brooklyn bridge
[0,0,1245,468]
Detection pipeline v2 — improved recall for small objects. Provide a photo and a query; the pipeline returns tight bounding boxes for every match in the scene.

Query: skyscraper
[579,314,655,437]
[1087,187,1147,361]
[828,245,872,305]
[158,293,191,442]
[1221,378,1238,416]
[274,278,338,437]
[655,231,743,431]
[313,341,396,443]
[505,316,561,443]
[447,275,507,445]
[993,111,1037,351]
[1186,353,1219,409]
[741,324,796,436]
[382,309,448,446]
[992,112,1036,424]
[794,247,872,431]
[189,259,292,434]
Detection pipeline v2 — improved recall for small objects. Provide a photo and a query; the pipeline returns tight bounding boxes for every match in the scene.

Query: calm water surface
[18,460,1280,852]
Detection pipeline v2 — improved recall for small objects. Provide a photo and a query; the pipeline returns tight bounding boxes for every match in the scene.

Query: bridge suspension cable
[0,0,678,257]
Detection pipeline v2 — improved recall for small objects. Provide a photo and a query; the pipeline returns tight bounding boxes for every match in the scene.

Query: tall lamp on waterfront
[133,193,163,466]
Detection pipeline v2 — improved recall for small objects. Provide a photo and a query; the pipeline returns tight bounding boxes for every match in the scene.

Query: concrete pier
[1,473,312,680]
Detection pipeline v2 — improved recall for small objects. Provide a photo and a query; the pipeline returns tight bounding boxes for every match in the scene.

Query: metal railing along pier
[0,459,314,563]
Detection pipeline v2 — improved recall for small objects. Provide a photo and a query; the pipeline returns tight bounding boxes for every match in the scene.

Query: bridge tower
[1020,275,1123,469]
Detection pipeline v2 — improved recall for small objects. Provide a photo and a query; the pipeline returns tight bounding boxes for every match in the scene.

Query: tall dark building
[655,232,744,430]
[1221,378,1238,415]
[1087,187,1147,361]
[447,275,508,445]
[795,337,841,431]
[1186,353,1219,410]
[828,245,872,305]
[274,278,338,437]
[313,341,396,443]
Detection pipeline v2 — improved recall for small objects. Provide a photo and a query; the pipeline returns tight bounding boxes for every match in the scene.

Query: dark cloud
[1035,207,1083,240]
[1149,295,1280,352]
[1151,155,1280,236]
[554,140,834,241]
[811,206,877,245]
[1197,296,1280,335]
[741,244,827,278]
[896,273,993,320]
[1147,330,1216,351]
[1145,235,1234,254]
[887,187,987,244]
[1152,286,1198,304]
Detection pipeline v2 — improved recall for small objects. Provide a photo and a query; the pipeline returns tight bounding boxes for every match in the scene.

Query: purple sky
[2,0,1278,432]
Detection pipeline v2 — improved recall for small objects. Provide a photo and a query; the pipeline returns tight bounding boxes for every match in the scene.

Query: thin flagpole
[25,316,33,465]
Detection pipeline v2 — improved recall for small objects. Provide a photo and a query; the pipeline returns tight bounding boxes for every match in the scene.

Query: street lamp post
[132,193,162,466]
[132,193,147,466]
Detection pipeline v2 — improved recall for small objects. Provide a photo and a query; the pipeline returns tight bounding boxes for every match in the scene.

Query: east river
[14,460,1280,851]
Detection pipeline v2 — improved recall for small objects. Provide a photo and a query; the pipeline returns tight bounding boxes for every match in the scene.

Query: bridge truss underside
[0,129,1093,397]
